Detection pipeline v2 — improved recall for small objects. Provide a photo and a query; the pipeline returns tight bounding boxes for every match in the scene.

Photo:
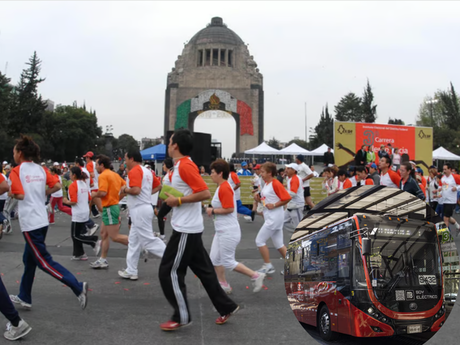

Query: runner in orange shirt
[89,155,127,269]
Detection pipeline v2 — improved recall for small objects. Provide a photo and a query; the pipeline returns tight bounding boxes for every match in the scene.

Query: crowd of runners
[1,130,460,341]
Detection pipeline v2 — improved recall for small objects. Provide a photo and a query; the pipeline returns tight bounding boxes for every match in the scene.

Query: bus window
[338,253,350,278]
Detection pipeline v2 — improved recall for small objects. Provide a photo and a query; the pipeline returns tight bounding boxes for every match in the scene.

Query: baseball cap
[83,151,94,158]
[429,165,437,169]
[2,161,7,165]
[416,167,423,174]
[285,163,299,171]
[241,162,248,167]
[53,162,59,166]
[254,164,261,169]
[5,165,11,170]
[368,163,377,169]
[41,162,46,166]
[296,154,304,162]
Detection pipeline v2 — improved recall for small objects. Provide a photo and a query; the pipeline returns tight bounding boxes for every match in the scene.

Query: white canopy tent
[279,143,311,155]
[309,144,334,157]
[244,142,281,155]
[432,146,460,160]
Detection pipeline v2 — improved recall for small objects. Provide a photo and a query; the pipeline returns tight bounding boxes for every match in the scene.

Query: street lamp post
[425,99,438,127]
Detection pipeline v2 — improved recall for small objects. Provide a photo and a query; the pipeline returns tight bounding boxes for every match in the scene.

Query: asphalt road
[0,209,459,345]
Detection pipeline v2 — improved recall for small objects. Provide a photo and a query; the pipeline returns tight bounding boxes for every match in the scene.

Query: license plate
[407,324,422,334]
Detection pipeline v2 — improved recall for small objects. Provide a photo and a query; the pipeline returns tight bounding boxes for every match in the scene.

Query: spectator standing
[368,163,380,185]
[354,145,367,167]
[366,145,376,164]
[323,147,334,167]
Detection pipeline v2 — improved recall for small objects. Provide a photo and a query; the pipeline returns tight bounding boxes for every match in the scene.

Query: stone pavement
[0,210,459,345]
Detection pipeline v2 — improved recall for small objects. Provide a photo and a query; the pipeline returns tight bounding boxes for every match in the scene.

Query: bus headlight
[368,307,374,314]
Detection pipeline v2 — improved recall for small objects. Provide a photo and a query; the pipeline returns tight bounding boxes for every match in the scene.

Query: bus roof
[294,185,440,234]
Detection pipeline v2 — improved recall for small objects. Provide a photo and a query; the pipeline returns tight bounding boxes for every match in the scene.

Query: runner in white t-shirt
[284,164,305,233]
[159,129,239,331]
[84,152,102,218]
[8,135,88,311]
[207,159,265,294]
[118,151,165,280]
[441,164,460,236]
[254,162,291,275]
[63,167,101,261]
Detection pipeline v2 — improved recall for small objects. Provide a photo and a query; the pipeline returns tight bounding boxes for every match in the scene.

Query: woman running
[207,159,265,294]
[63,167,101,261]
[8,135,88,310]
[254,162,291,274]
[48,167,72,224]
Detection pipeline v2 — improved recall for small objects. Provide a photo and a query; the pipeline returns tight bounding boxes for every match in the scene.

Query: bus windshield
[364,222,442,312]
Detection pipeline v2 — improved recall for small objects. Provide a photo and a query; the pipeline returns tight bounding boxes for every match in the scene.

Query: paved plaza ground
[0,210,459,345]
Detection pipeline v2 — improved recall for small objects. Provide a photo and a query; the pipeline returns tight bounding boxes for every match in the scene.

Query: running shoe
[251,272,266,293]
[77,282,88,310]
[4,320,32,341]
[160,235,167,244]
[88,224,99,236]
[3,219,12,234]
[153,232,161,237]
[215,305,240,325]
[220,282,233,294]
[93,240,102,256]
[118,269,138,280]
[160,320,192,331]
[142,249,149,263]
[257,263,275,275]
[71,254,88,261]
[90,258,109,269]
[9,295,32,310]
[280,270,284,275]
[49,222,55,225]
[93,213,101,219]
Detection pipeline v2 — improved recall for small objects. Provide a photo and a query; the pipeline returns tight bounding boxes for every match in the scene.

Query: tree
[8,52,47,137]
[334,92,362,122]
[310,104,334,149]
[266,137,281,150]
[38,105,102,161]
[361,79,377,123]
[114,134,139,158]
[287,138,309,150]
[388,118,405,125]
[439,82,460,131]
[0,71,14,160]
[416,93,444,128]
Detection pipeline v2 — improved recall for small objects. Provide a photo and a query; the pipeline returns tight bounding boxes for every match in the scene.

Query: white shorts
[209,231,241,270]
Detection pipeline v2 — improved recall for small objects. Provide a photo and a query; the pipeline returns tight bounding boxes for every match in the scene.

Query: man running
[295,155,315,210]
[118,150,165,280]
[159,129,239,331]
[90,155,127,269]
[441,163,460,236]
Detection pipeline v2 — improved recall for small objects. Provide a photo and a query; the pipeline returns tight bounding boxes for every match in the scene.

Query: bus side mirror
[362,238,371,256]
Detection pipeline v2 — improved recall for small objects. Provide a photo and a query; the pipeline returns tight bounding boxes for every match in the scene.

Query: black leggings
[71,222,98,257]
[157,203,172,236]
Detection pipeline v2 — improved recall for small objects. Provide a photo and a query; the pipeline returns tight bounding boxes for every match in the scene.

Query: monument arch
[164,17,264,154]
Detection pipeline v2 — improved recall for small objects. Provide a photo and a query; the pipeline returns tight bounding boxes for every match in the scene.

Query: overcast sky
[1,1,459,158]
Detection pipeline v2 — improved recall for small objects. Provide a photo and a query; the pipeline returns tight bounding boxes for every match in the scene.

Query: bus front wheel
[318,305,337,341]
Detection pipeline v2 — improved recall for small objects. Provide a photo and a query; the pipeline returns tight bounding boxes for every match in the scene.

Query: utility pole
[305,102,307,142]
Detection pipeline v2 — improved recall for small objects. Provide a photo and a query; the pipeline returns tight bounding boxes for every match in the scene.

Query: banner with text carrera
[334,122,433,174]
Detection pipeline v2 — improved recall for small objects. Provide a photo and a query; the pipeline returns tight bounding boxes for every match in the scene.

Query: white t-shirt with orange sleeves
[9,162,59,232]
[170,157,209,234]
[287,174,304,209]
[86,160,99,190]
[211,181,240,234]
[227,172,241,201]
[260,179,291,229]
[68,180,91,222]
[380,169,401,188]
[126,165,160,210]
[0,173,7,200]
[51,176,63,198]
[162,169,173,187]
[80,166,92,191]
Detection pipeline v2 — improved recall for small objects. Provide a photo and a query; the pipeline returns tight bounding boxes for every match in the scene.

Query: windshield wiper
[383,266,409,300]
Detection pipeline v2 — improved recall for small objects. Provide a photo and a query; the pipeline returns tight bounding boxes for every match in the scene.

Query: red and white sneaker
[160,320,192,331]
[215,305,240,325]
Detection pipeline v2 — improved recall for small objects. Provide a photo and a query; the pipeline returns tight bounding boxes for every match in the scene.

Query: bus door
[335,227,353,335]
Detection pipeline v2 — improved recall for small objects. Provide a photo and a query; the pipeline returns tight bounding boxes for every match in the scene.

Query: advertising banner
[334,122,433,175]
